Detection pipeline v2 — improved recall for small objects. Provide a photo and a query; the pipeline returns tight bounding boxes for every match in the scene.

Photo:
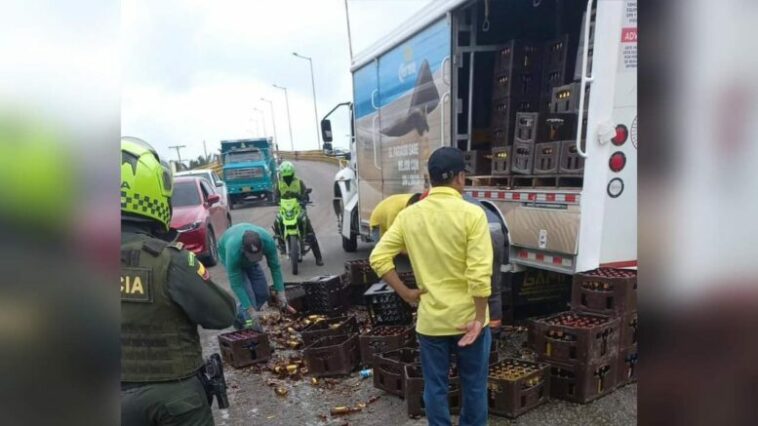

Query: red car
[170,176,232,266]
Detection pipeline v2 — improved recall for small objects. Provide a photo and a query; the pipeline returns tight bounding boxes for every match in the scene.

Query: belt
[121,371,201,391]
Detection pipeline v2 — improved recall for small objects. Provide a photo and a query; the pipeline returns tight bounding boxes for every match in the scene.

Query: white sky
[122,0,434,163]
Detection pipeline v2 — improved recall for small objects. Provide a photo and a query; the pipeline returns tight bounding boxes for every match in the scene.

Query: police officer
[120,137,237,426]
[273,161,324,266]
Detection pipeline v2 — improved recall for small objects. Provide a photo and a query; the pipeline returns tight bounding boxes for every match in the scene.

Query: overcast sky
[122,0,434,163]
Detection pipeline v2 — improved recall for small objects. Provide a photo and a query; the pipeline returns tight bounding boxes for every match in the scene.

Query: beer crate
[559,140,585,175]
[302,275,348,314]
[493,68,541,100]
[543,35,570,71]
[619,311,638,349]
[617,345,638,386]
[490,96,539,147]
[529,311,620,365]
[511,141,534,175]
[359,326,414,367]
[284,282,307,312]
[397,271,417,289]
[464,150,491,176]
[365,281,413,326]
[303,334,360,377]
[487,359,550,418]
[404,364,461,417]
[549,357,619,403]
[218,329,272,368]
[550,82,589,114]
[374,348,420,397]
[491,146,512,176]
[533,141,561,175]
[571,268,638,315]
[494,40,542,73]
[344,259,379,288]
[301,316,358,346]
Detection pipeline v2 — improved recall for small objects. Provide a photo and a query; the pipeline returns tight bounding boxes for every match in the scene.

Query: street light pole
[292,52,321,151]
[253,107,267,137]
[272,84,295,152]
[260,97,279,154]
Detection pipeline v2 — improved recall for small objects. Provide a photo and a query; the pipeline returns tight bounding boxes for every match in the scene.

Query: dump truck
[221,138,278,208]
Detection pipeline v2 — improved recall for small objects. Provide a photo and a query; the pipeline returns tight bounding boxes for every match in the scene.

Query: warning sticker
[619,0,638,72]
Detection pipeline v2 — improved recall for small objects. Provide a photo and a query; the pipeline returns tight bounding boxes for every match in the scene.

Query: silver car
[175,169,229,208]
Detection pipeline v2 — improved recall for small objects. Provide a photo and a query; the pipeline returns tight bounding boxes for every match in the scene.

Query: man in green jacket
[218,223,292,331]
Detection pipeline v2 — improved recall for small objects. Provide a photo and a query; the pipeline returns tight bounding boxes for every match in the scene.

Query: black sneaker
[316,259,324,266]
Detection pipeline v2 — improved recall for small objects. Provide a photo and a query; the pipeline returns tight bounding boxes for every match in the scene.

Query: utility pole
[292,52,321,150]
[168,145,187,164]
[344,0,354,61]
[272,84,295,151]
[202,140,208,162]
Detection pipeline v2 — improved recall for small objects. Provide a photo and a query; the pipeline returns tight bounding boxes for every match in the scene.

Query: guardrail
[197,151,348,176]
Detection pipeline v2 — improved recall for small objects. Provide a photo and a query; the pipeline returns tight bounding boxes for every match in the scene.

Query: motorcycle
[274,188,313,275]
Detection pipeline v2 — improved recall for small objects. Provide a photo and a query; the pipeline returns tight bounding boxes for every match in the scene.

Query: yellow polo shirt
[369,193,414,238]
[370,186,493,336]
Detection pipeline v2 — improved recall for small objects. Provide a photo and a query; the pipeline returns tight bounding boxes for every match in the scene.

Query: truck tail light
[612,124,628,146]
[609,152,626,173]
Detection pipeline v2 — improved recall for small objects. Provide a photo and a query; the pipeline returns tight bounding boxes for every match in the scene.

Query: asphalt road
[199,160,637,426]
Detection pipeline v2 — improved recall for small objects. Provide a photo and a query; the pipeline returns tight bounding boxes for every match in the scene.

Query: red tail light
[612,124,628,146]
[609,152,627,172]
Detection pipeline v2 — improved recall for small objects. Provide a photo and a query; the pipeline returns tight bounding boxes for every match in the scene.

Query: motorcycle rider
[273,161,324,266]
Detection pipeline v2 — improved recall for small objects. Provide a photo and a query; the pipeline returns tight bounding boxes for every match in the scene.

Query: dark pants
[233,262,270,329]
[488,224,506,323]
[121,375,213,426]
[418,328,492,426]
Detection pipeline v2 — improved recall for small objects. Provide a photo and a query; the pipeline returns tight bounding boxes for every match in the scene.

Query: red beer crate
[358,325,413,367]
[303,334,360,377]
[529,311,620,365]
[373,348,420,397]
[488,359,550,418]
[619,311,638,349]
[571,268,637,315]
[218,329,272,368]
[404,364,461,417]
[549,357,619,403]
[617,345,638,386]
[300,316,358,346]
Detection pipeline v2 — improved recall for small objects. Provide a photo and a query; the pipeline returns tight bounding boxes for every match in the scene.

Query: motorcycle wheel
[288,234,299,275]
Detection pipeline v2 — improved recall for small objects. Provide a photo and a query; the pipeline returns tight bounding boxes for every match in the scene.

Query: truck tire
[342,210,358,252]
[202,228,219,267]
[288,235,299,275]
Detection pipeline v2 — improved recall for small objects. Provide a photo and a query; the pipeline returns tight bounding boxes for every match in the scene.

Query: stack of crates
[571,268,638,387]
[365,281,414,326]
[489,39,543,176]
[529,311,620,403]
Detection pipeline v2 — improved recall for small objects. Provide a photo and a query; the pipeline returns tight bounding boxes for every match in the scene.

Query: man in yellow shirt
[370,147,493,426]
[369,193,421,241]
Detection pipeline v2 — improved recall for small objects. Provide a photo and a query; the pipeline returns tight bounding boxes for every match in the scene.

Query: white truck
[324,0,637,279]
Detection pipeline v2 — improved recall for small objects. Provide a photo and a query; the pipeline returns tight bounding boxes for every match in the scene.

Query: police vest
[120,234,203,382]
[278,178,301,199]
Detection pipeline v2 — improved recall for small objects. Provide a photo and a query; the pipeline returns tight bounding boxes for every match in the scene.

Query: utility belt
[121,354,229,410]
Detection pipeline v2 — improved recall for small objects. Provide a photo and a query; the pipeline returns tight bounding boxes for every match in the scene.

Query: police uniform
[120,136,236,426]
[273,176,323,263]
[121,225,236,426]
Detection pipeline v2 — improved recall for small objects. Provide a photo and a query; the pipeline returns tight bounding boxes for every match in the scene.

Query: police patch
[121,267,153,303]
[187,252,196,267]
[197,261,209,280]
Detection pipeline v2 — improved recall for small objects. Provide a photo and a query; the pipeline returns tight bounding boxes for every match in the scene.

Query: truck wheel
[342,233,357,252]
[202,228,219,267]
[229,195,236,210]
[288,235,299,275]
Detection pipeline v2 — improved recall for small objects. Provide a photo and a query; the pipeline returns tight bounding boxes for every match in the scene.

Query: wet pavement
[200,161,637,425]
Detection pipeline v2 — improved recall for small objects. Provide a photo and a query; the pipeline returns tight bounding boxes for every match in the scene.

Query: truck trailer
[325,0,637,281]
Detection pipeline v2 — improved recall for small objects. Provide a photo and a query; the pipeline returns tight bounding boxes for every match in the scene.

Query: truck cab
[221,138,278,208]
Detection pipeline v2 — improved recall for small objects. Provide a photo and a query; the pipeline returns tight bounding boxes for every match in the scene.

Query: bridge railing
[196,150,347,175]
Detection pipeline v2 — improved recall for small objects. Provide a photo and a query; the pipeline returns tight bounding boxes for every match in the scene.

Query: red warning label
[621,28,638,43]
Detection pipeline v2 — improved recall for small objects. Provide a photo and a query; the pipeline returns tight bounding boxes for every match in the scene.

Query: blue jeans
[235,262,270,325]
[418,328,491,426]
